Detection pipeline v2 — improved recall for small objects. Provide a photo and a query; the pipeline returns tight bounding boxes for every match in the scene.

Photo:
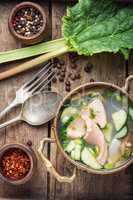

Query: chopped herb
[89,107,96,119]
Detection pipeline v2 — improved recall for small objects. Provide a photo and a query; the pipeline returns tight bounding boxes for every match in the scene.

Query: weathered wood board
[0,1,51,199]
[0,1,132,200]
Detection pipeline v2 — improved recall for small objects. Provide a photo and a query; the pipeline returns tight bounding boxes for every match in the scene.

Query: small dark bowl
[8,2,46,45]
[0,143,37,185]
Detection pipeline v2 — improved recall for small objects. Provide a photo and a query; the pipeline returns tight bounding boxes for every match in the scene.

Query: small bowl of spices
[8,2,46,45]
[0,143,37,185]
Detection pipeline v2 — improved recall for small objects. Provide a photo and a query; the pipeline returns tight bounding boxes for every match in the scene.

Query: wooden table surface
[0,0,133,200]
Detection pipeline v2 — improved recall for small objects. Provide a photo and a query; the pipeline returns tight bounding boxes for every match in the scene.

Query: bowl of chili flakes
[0,143,37,185]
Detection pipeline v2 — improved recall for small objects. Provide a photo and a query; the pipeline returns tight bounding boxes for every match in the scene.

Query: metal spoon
[0,91,62,129]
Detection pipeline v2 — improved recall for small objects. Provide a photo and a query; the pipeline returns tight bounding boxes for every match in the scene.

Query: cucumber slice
[112,109,127,131]
[65,140,76,153]
[71,150,75,160]
[81,147,102,169]
[87,147,97,157]
[122,95,128,111]
[71,145,81,160]
[129,107,133,120]
[104,162,114,169]
[102,123,113,143]
[65,139,83,153]
[61,107,78,124]
[113,92,122,102]
[115,126,128,139]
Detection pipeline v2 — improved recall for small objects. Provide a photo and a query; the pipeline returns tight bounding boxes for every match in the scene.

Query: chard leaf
[63,0,133,59]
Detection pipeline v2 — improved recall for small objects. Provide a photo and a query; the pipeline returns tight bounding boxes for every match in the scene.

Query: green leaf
[63,0,133,59]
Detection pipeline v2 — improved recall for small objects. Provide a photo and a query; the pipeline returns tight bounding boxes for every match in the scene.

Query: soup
[59,89,133,170]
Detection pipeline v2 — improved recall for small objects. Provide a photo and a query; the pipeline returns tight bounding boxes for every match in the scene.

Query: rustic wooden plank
[0,1,19,196]
[0,0,51,199]
[49,2,69,200]
[50,1,133,200]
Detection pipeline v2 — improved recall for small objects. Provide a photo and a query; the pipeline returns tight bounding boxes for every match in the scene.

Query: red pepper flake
[1,148,31,181]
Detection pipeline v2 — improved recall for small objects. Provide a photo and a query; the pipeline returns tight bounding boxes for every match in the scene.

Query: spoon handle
[0,115,21,129]
[0,98,20,119]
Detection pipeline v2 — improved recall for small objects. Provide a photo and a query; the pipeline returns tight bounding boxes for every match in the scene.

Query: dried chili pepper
[1,148,31,181]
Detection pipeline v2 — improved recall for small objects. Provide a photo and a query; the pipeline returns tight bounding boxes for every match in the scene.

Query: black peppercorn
[53,64,57,69]
[71,57,77,64]
[68,72,72,77]
[59,76,64,82]
[57,70,61,76]
[65,80,71,86]
[69,53,77,59]
[27,140,32,147]
[60,72,65,78]
[84,63,93,73]
[70,74,76,81]
[57,63,62,69]
[75,73,81,79]
[65,85,71,92]
[90,78,95,82]
[61,68,66,73]
[52,76,57,83]
[71,64,77,69]
[53,58,59,64]
[59,60,65,65]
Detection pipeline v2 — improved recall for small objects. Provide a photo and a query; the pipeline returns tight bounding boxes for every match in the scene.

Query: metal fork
[0,62,55,119]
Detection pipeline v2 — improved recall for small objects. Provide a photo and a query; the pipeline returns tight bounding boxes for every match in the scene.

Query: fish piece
[81,110,93,132]
[97,143,108,165]
[83,119,108,165]
[108,138,121,163]
[88,98,107,128]
[67,117,86,139]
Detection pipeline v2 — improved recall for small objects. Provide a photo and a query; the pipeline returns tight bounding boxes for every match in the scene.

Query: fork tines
[23,62,55,94]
